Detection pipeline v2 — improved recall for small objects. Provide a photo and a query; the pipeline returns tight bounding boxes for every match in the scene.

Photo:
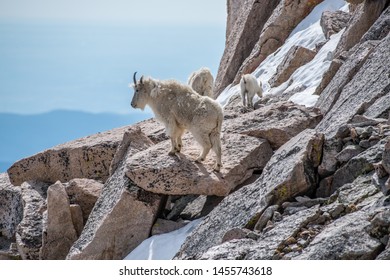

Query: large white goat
[131,72,223,171]
[187,67,214,99]
[240,74,263,108]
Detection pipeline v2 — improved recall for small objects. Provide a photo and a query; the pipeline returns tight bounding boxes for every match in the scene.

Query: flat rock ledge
[126,133,273,196]
[7,126,131,186]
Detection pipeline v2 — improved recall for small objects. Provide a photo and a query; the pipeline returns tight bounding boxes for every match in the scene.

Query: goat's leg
[210,132,222,172]
[247,92,253,108]
[241,91,247,107]
[194,132,212,163]
[168,138,177,155]
[166,123,180,155]
[175,127,185,153]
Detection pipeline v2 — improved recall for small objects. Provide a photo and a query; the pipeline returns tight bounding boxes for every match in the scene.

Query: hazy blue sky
[0,1,227,114]
[0,1,227,169]
[0,0,226,25]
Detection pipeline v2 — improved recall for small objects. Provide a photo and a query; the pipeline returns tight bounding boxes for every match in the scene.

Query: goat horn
[133,72,137,85]
[140,75,144,85]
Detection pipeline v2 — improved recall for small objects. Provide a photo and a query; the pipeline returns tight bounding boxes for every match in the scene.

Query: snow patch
[287,29,345,106]
[217,0,348,108]
[124,219,202,260]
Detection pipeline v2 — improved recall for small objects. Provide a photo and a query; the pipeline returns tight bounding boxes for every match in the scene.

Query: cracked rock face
[126,133,273,196]
[190,173,390,260]
[269,46,317,88]
[334,0,388,58]
[40,182,78,260]
[223,101,322,149]
[0,173,23,240]
[233,0,324,86]
[199,206,321,260]
[317,32,390,138]
[175,129,323,259]
[214,0,280,96]
[7,126,131,186]
[65,179,103,224]
[66,129,162,260]
[16,181,50,260]
[320,10,351,40]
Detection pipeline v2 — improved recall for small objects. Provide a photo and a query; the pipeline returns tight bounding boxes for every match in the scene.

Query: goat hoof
[195,157,204,163]
[168,151,176,156]
[213,163,222,172]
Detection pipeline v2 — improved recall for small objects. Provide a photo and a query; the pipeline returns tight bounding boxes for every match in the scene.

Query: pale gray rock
[254,205,279,232]
[334,0,388,57]
[69,204,84,237]
[382,138,390,174]
[331,140,386,193]
[316,33,390,138]
[246,206,320,260]
[179,196,223,220]
[175,129,323,259]
[0,173,23,239]
[346,0,364,4]
[364,94,390,119]
[198,206,320,260]
[318,138,342,178]
[294,211,382,259]
[336,174,379,205]
[234,0,325,85]
[126,133,273,196]
[151,219,188,236]
[315,40,379,115]
[7,126,130,186]
[225,0,243,40]
[313,58,343,96]
[196,239,257,260]
[223,101,322,149]
[360,6,390,43]
[372,173,390,196]
[15,181,50,260]
[282,197,328,209]
[166,195,223,221]
[132,118,168,144]
[335,145,364,163]
[214,0,280,96]
[166,195,198,220]
[377,246,390,260]
[40,181,78,260]
[269,46,316,87]
[67,128,162,260]
[65,178,103,224]
[221,228,253,243]
[320,10,351,39]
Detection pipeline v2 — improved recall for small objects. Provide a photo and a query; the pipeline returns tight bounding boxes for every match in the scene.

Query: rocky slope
[1,0,390,260]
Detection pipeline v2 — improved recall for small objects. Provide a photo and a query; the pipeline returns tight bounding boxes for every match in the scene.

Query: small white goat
[240,74,263,108]
[187,67,214,99]
[131,72,223,171]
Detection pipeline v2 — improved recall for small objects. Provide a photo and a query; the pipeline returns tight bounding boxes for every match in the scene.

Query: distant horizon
[0,21,225,115]
[0,1,226,170]
[0,109,154,172]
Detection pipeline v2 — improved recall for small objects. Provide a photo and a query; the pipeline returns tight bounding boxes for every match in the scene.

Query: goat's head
[131,72,149,110]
